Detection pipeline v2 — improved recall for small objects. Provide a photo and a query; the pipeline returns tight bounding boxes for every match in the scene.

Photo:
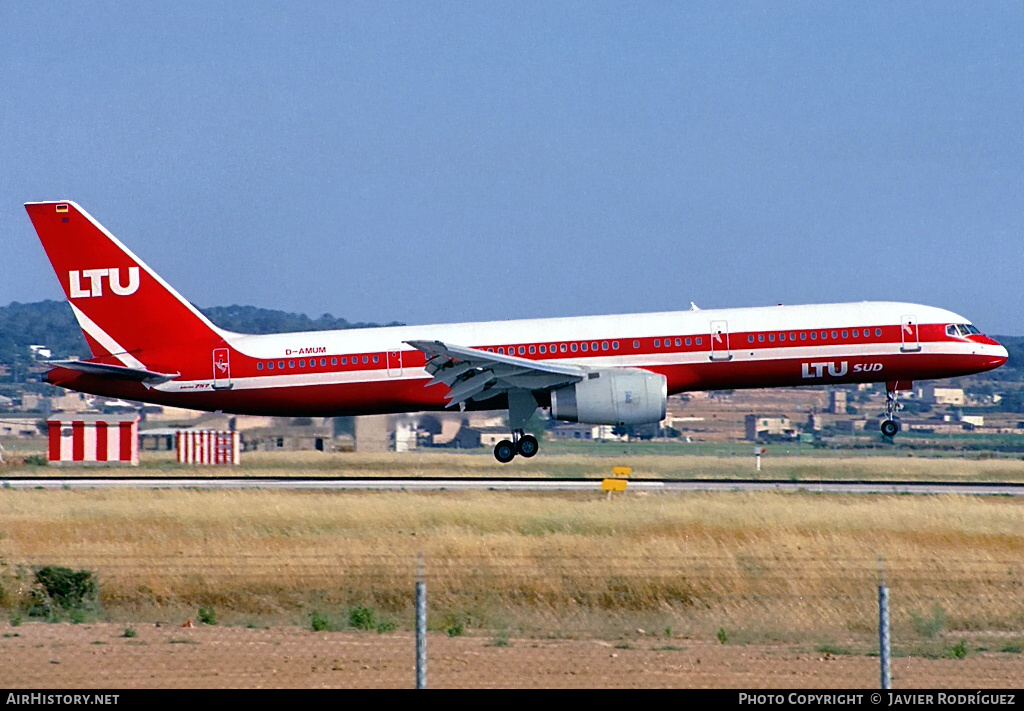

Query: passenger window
[332,357,338,366]
[810,332,817,340]
[299,360,305,367]
[633,340,639,349]
[853,330,859,338]
[602,342,609,350]
[592,342,599,350]
[529,345,536,354]
[362,356,368,363]
[581,343,588,352]
[257,362,264,370]
[875,328,882,336]
[779,333,785,342]
[288,360,295,368]
[561,344,568,352]
[831,331,838,339]
[842,330,848,338]
[695,337,702,345]
[266,362,273,370]
[612,341,619,350]
[768,334,775,342]
[518,346,525,355]
[654,339,660,347]
[278,361,285,369]
[800,333,806,340]
[373,355,379,363]
[758,334,764,342]
[539,345,546,354]
[571,343,578,352]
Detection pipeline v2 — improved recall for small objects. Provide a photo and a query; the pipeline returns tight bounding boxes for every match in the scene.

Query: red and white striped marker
[47,417,138,465]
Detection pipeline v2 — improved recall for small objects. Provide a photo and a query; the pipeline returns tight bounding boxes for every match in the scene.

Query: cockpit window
[948,323,981,337]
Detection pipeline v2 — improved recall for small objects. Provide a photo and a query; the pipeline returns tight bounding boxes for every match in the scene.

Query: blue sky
[2,2,1022,333]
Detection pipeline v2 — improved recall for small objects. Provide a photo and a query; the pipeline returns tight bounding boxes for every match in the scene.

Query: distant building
[29,345,52,360]
[0,418,42,438]
[828,389,847,414]
[745,413,796,441]
[919,385,965,406]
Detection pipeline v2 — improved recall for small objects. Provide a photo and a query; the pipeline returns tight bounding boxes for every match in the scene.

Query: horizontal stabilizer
[47,359,179,385]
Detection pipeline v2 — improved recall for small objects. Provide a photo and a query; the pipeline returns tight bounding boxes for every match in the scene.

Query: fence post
[416,552,427,689]
[878,558,891,689]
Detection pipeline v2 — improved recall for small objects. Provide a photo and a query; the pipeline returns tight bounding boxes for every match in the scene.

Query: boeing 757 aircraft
[25,201,1008,462]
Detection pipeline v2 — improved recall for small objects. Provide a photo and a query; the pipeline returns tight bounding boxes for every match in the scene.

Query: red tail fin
[24,201,226,367]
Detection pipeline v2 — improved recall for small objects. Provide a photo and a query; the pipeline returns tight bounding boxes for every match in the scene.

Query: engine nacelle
[550,368,667,425]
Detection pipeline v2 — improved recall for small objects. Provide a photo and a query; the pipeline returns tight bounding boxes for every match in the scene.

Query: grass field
[3,443,1024,482]
[2,451,1023,652]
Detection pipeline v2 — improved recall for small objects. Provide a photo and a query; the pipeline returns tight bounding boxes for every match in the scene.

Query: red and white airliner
[25,201,1008,462]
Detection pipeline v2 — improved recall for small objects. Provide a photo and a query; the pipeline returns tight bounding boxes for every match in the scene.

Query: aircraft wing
[47,359,179,386]
[404,340,584,409]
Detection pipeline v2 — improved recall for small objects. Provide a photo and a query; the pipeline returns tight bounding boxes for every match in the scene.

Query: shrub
[487,631,511,647]
[946,639,968,659]
[198,606,217,625]
[310,611,332,632]
[909,606,946,638]
[123,626,137,638]
[345,604,396,633]
[30,566,97,618]
[716,627,728,644]
[348,604,377,630]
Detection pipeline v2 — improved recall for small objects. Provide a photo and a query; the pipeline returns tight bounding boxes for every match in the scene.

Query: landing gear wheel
[516,434,539,458]
[880,419,900,437]
[494,439,516,463]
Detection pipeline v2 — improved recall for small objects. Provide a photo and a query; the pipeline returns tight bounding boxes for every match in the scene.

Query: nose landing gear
[880,382,908,437]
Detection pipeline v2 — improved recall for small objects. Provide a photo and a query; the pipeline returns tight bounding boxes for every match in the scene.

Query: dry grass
[1,481,1023,643]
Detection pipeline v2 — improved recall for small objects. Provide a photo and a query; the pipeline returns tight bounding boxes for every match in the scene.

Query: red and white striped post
[46,417,139,465]
[176,430,241,465]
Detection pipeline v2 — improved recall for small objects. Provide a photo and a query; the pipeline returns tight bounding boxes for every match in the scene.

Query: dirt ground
[0,622,1019,689]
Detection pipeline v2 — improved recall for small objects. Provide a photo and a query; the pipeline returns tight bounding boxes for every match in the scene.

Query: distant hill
[200,304,402,335]
[997,335,1024,375]
[0,300,402,362]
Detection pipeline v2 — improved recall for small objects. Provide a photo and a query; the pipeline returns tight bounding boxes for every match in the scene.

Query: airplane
[25,201,1009,462]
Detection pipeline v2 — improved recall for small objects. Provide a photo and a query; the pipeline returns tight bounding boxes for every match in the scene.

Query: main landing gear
[880,385,903,437]
[493,430,539,463]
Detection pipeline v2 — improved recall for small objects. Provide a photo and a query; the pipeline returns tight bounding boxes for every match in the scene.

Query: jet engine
[550,368,667,425]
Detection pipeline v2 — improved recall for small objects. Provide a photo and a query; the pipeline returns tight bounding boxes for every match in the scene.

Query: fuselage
[45,300,1008,417]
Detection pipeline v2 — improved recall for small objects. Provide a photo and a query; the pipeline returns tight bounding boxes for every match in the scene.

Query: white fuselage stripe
[155,339,1001,393]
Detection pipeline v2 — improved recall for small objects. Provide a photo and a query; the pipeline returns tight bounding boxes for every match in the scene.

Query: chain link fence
[2,553,1022,688]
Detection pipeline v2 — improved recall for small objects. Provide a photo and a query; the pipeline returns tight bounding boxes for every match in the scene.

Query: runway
[3,476,1024,495]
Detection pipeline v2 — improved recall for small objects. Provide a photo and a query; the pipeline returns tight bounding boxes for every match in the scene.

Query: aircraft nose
[984,338,1009,368]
